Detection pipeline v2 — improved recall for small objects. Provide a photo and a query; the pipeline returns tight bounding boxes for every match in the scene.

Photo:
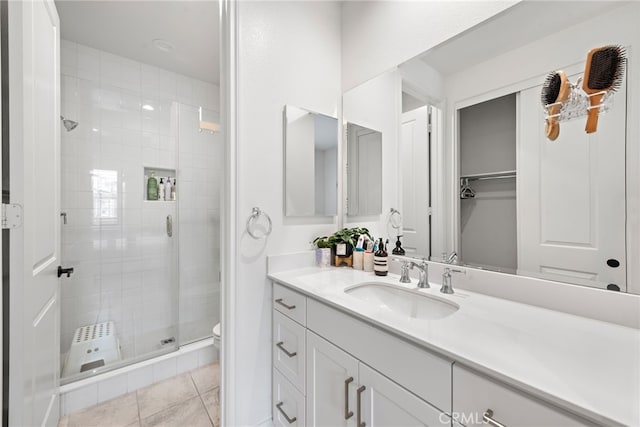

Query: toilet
[213,323,221,349]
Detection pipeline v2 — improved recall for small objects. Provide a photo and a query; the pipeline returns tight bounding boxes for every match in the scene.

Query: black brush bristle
[587,45,627,92]
[541,72,561,107]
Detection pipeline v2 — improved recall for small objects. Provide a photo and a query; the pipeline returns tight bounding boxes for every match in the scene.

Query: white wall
[341,0,519,91]
[233,2,342,425]
[343,70,400,240]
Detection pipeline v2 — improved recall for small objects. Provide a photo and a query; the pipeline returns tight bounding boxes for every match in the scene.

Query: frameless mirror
[342,1,638,294]
[284,105,338,217]
[346,123,382,216]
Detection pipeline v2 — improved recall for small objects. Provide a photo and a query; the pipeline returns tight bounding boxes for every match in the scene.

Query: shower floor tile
[59,363,221,427]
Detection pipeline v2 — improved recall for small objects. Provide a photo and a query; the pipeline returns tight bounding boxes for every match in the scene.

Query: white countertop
[268,266,640,426]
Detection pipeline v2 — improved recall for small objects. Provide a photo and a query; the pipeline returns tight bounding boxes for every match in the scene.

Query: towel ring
[389,208,402,229]
[246,207,272,239]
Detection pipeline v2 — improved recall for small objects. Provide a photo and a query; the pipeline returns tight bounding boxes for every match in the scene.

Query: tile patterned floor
[59,363,220,427]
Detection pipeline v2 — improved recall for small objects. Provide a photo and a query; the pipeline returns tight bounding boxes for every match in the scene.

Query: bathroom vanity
[268,263,639,427]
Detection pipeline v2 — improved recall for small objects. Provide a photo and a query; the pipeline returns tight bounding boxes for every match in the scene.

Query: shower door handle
[166,215,173,237]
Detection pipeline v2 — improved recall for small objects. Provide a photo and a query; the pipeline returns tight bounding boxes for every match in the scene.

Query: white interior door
[8,0,61,425]
[518,70,626,290]
[400,106,430,257]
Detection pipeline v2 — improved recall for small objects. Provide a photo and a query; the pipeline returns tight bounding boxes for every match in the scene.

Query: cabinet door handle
[483,409,507,427]
[276,341,297,357]
[344,377,354,419]
[276,402,297,424]
[275,298,296,310]
[356,385,366,427]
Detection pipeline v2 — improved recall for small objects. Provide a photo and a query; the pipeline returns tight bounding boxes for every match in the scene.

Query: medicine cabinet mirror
[283,105,338,217]
[345,123,382,216]
[341,1,639,294]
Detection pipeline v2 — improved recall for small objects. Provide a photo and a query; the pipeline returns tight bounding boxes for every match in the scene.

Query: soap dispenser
[147,171,158,200]
[392,235,405,255]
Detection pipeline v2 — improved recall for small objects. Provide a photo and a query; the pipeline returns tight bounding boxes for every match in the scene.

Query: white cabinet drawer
[453,365,598,426]
[307,298,452,413]
[274,282,307,325]
[273,368,306,427]
[273,310,306,393]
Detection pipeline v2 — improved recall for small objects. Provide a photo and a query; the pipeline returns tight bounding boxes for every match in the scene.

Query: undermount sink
[345,282,459,320]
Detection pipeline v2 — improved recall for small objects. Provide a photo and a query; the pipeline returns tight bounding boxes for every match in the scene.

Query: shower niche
[144,167,177,201]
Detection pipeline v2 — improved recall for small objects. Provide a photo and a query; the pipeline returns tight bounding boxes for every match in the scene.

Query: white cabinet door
[306,331,359,427]
[359,364,449,427]
[518,70,626,290]
[8,0,61,426]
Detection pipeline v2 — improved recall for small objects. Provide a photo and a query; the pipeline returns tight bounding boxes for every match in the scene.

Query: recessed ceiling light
[92,128,99,132]
[142,104,155,111]
[152,38,174,53]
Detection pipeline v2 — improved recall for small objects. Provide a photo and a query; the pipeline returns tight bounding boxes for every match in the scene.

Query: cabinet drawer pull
[275,298,296,310]
[344,377,354,419]
[276,341,297,357]
[276,402,297,424]
[356,385,366,427]
[483,409,506,427]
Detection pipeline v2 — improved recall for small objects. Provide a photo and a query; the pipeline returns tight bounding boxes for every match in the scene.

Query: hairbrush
[582,45,626,133]
[541,70,570,141]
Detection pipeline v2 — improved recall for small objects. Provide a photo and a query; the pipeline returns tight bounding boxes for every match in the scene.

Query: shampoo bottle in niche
[147,171,158,200]
[374,238,388,276]
[170,179,176,200]
[165,177,172,201]
[158,178,165,201]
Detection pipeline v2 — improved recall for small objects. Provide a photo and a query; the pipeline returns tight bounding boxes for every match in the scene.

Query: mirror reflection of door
[518,71,627,291]
[400,105,430,258]
[346,123,382,216]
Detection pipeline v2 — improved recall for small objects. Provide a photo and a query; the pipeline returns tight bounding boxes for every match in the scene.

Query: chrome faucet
[441,267,465,294]
[400,261,429,288]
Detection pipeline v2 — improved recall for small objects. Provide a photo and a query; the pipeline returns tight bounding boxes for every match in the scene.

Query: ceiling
[55,0,220,84]
[419,1,627,76]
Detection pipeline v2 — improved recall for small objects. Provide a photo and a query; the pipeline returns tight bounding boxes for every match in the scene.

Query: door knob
[57,266,74,278]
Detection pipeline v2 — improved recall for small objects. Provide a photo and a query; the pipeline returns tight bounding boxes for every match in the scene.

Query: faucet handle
[441,268,464,294]
[398,260,412,283]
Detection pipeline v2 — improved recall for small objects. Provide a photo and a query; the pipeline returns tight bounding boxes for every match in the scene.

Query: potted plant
[331,227,371,266]
[312,235,334,267]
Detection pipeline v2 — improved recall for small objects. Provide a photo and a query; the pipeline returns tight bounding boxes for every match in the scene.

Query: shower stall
[59,40,221,383]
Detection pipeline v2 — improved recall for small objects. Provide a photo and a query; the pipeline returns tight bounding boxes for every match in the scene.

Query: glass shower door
[59,74,181,382]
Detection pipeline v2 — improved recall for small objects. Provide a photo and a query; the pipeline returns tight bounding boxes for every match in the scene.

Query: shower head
[60,115,79,132]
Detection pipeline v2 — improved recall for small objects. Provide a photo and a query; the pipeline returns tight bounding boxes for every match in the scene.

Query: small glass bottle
[147,171,158,200]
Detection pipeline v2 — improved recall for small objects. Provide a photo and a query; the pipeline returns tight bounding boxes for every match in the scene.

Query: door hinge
[427,206,433,216]
[2,203,24,229]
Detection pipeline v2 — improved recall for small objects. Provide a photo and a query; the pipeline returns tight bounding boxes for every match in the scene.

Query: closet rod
[460,170,517,182]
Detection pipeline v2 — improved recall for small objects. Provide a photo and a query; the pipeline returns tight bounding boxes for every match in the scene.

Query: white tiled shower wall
[60,40,221,372]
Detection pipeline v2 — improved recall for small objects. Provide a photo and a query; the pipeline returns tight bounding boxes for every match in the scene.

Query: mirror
[342,1,639,294]
[346,123,382,216]
[284,105,338,216]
